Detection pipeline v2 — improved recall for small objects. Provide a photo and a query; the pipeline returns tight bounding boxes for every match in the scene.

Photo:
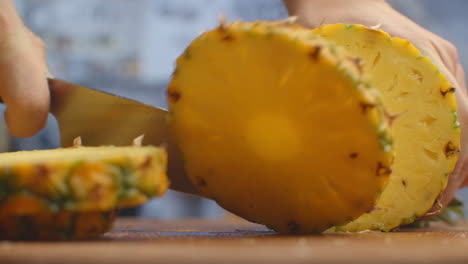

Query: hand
[283,0,468,214]
[0,0,50,137]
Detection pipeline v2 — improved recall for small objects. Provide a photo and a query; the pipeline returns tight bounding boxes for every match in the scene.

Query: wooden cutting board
[1,217,468,264]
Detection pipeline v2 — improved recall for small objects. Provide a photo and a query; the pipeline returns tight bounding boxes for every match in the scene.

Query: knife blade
[47,78,199,196]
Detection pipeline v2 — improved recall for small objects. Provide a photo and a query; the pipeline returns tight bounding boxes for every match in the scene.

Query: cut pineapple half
[0,146,168,215]
[168,21,393,233]
[314,24,460,231]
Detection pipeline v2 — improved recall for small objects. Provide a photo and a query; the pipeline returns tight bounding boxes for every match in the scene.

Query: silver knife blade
[48,78,200,196]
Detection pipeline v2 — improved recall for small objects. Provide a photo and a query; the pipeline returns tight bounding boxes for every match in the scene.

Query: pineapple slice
[0,145,168,240]
[0,146,168,215]
[313,24,460,231]
[0,211,115,241]
[168,20,393,233]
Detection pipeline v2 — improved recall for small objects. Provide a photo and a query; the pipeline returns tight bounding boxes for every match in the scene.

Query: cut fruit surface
[314,24,460,231]
[245,113,301,161]
[168,21,393,233]
[0,146,168,215]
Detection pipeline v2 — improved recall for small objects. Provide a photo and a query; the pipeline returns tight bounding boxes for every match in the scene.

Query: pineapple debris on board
[0,138,168,240]
[313,24,460,231]
[168,20,394,234]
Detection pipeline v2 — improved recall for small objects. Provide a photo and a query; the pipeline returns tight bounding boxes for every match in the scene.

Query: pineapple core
[246,114,300,161]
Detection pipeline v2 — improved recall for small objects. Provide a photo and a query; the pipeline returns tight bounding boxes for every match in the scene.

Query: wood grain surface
[1,217,468,264]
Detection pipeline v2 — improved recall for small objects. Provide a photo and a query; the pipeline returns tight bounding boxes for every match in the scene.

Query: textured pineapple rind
[169,20,395,233]
[316,24,460,232]
[0,146,169,215]
[0,211,115,241]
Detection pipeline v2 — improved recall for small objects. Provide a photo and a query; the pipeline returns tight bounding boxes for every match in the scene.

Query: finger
[455,64,468,188]
[24,26,48,64]
[24,27,53,78]
[428,36,459,74]
[0,50,50,137]
[456,63,467,91]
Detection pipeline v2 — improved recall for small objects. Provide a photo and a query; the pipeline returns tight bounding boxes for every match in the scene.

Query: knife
[47,78,200,196]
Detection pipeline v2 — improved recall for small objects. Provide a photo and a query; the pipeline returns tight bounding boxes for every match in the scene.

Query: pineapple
[313,24,460,231]
[168,20,393,233]
[0,211,115,241]
[0,143,168,240]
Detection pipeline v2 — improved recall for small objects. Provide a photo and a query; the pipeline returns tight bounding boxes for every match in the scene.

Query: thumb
[455,63,466,94]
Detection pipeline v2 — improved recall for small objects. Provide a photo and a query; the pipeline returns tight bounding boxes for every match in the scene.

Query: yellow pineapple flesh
[168,21,393,234]
[313,24,460,231]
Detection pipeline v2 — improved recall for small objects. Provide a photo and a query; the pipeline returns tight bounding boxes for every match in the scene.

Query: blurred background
[0,0,466,218]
